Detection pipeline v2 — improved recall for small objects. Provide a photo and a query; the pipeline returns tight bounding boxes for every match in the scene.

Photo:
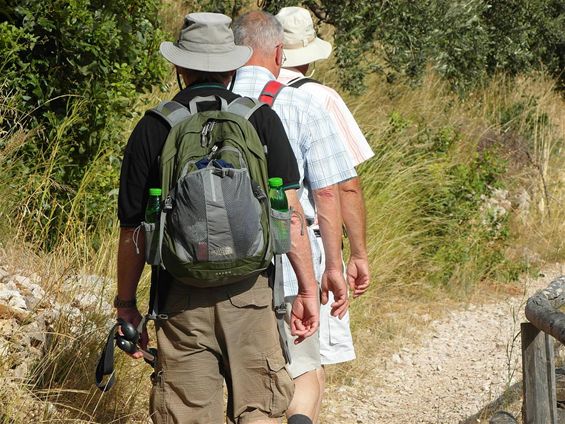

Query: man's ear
[275,44,284,67]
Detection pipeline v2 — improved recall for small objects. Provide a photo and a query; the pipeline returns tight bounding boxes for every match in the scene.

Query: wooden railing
[522,276,565,423]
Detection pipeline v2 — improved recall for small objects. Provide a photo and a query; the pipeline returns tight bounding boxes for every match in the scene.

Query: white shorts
[319,291,356,365]
[284,295,321,378]
[315,233,356,365]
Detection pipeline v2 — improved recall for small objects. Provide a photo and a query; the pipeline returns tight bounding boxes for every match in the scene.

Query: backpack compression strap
[259,80,285,107]
[228,95,290,362]
[287,77,320,89]
[273,254,291,363]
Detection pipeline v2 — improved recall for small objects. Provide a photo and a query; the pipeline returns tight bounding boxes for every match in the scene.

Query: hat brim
[283,37,332,67]
[160,42,252,72]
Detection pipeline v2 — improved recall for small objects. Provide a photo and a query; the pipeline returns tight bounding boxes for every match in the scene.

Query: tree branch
[305,1,332,24]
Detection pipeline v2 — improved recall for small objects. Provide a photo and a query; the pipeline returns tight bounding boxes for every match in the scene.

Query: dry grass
[322,70,565,387]
[1,11,564,419]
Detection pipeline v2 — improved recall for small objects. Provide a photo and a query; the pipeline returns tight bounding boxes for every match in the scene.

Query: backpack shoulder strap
[259,80,285,107]
[227,96,264,120]
[288,76,321,88]
[147,100,191,128]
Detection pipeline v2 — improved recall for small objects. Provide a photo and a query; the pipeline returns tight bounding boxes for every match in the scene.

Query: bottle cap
[149,188,162,196]
[268,177,283,188]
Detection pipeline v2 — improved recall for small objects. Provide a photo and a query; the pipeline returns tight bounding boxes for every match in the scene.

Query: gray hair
[233,11,283,56]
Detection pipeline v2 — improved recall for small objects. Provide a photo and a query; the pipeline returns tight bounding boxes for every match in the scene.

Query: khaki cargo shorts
[150,275,294,424]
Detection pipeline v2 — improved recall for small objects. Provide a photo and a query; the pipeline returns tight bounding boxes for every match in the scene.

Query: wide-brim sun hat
[160,12,252,72]
[276,7,332,67]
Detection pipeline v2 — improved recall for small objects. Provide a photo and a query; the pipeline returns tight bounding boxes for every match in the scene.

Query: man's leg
[313,366,326,423]
[283,295,321,423]
[286,369,319,420]
[150,282,225,424]
[219,276,294,424]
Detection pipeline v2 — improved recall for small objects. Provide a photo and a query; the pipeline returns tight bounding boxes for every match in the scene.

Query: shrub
[0,0,167,248]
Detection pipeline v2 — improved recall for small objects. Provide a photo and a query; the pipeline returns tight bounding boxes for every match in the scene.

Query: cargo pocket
[328,311,354,346]
[270,208,292,254]
[267,354,294,416]
[228,287,272,309]
[149,370,166,422]
[142,221,161,265]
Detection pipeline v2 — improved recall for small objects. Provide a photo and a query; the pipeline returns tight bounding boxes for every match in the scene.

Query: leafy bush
[261,0,565,93]
[0,0,167,248]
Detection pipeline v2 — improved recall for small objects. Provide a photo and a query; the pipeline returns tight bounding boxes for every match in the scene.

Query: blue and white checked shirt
[231,66,356,296]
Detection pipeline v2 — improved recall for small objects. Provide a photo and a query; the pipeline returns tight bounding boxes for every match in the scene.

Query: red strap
[259,80,285,107]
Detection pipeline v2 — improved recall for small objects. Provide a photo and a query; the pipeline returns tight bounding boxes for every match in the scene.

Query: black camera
[116,318,157,368]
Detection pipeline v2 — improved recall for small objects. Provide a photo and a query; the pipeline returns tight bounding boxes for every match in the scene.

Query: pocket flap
[228,287,272,308]
[266,352,286,372]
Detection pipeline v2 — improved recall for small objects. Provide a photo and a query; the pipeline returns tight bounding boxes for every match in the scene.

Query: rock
[489,411,517,423]
[0,303,29,321]
[0,267,8,281]
[7,293,27,310]
[65,274,111,292]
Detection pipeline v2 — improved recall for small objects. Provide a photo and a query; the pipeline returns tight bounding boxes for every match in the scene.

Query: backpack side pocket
[142,221,161,265]
[270,208,292,254]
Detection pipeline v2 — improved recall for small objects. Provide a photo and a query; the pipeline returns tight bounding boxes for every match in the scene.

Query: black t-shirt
[118,82,300,227]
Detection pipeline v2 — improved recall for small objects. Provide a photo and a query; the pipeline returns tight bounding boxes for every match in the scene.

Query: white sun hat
[276,7,332,67]
[160,12,252,72]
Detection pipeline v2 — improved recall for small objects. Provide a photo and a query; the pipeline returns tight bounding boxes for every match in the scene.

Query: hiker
[116,12,320,423]
[275,6,375,422]
[231,11,357,424]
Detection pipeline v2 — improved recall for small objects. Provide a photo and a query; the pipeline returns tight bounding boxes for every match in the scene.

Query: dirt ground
[320,264,565,424]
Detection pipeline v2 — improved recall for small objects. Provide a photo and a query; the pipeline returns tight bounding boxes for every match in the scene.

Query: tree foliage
[261,0,565,93]
[0,0,167,248]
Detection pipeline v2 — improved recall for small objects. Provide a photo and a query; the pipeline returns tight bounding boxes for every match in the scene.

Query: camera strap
[94,321,121,392]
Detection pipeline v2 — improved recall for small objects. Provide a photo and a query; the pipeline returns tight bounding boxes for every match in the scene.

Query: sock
[288,414,313,424]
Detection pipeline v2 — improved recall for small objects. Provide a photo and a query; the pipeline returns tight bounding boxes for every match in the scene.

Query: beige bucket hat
[276,7,332,67]
[160,12,252,72]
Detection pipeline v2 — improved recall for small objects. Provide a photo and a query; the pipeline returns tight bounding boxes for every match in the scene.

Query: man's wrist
[349,250,368,260]
[113,295,137,309]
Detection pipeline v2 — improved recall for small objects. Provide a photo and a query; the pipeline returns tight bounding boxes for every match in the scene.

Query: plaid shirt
[231,66,356,296]
[278,68,375,167]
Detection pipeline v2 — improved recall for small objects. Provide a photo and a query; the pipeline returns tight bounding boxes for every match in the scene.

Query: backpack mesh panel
[222,170,264,258]
[169,174,207,262]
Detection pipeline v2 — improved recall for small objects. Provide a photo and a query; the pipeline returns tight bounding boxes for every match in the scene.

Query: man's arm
[339,177,370,297]
[116,227,148,358]
[312,184,349,319]
[284,189,320,342]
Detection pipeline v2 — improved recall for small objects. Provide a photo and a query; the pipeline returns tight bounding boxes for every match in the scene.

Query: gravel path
[321,267,565,424]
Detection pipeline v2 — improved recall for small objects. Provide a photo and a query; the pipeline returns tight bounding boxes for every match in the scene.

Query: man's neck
[294,64,310,75]
[245,57,280,78]
[285,67,305,76]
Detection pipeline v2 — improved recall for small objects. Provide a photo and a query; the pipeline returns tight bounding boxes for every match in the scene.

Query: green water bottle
[268,177,288,211]
[145,188,162,223]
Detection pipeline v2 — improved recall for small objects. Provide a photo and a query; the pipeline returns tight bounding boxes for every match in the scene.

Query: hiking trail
[320,264,565,424]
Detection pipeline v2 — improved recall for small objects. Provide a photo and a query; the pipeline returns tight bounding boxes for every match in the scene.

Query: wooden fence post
[521,322,558,424]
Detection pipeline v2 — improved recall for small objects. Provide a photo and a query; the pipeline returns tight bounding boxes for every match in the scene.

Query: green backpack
[143,95,291,287]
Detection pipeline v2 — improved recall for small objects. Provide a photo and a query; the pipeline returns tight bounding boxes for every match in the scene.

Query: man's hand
[116,307,148,360]
[347,255,370,297]
[290,291,320,344]
[320,269,349,319]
